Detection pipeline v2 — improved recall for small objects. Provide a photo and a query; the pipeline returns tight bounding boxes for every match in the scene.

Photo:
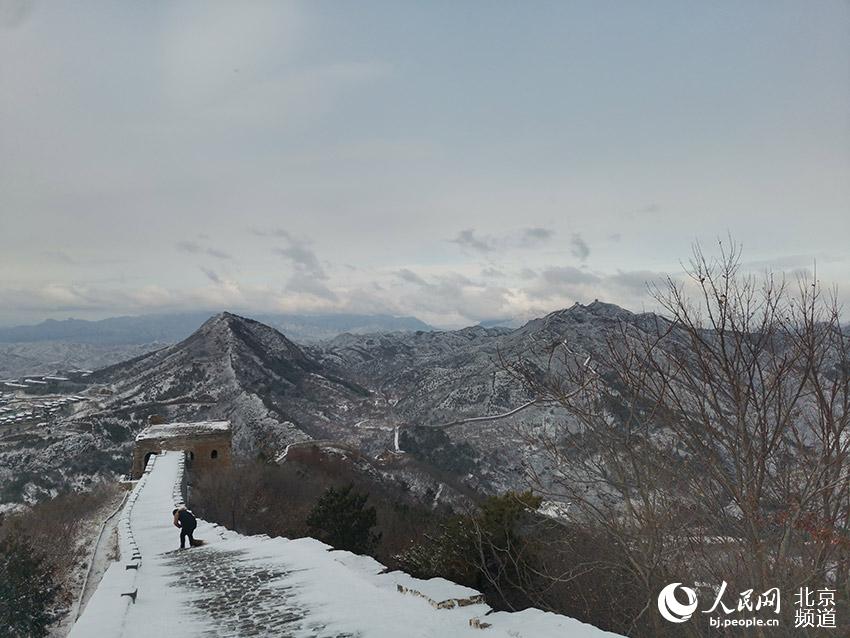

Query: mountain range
[0,312,433,345]
[0,312,434,378]
[0,302,655,506]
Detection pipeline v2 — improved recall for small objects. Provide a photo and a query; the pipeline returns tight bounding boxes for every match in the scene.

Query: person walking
[172,504,198,549]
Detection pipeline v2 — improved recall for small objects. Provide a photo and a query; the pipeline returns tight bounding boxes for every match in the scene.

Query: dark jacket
[177,509,197,529]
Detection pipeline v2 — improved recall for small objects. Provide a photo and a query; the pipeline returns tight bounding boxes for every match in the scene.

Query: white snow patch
[134,421,230,442]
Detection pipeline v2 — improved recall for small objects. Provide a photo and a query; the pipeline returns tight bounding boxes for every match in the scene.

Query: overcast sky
[1,1,848,328]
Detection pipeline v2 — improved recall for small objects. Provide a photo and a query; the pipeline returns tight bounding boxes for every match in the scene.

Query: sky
[1,1,848,328]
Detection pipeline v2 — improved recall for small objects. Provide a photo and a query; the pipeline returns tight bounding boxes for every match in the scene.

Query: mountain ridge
[90,311,375,456]
[0,311,435,345]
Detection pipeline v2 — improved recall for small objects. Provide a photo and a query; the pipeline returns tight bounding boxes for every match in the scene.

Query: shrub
[306,484,380,554]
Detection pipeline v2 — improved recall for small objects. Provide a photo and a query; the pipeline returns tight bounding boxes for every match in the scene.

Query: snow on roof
[70,451,623,638]
[135,420,231,442]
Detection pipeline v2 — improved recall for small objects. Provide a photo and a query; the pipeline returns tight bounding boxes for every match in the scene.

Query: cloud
[0,0,34,29]
[176,240,202,254]
[42,251,127,267]
[517,265,669,315]
[607,270,656,295]
[519,268,537,280]
[44,250,77,266]
[286,271,337,301]
[539,266,600,287]
[480,267,505,278]
[521,227,555,245]
[390,271,515,325]
[176,240,232,260]
[206,247,232,260]
[450,228,494,253]
[569,233,590,261]
[200,267,222,284]
[272,233,337,301]
[395,268,428,286]
[250,227,292,238]
[741,254,825,272]
[450,226,556,253]
[273,244,326,279]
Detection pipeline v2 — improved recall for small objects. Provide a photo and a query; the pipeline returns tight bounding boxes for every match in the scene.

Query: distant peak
[204,311,245,325]
[196,311,243,335]
[538,300,634,324]
[585,299,631,315]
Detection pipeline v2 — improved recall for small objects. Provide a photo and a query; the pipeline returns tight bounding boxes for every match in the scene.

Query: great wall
[67,422,620,638]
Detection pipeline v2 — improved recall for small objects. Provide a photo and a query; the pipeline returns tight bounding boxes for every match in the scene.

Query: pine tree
[306,484,380,554]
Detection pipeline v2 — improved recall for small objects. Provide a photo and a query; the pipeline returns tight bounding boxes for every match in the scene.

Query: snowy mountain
[0,302,659,506]
[0,312,433,345]
[311,301,659,493]
[0,311,433,378]
[100,303,663,494]
[90,312,375,455]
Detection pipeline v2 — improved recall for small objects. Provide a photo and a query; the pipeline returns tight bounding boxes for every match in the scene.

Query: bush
[0,533,59,637]
[306,484,380,554]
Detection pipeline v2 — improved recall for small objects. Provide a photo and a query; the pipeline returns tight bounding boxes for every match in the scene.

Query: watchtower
[131,420,232,478]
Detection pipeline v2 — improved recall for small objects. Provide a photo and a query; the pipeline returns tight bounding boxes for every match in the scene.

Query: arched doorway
[144,451,157,468]
[210,449,218,459]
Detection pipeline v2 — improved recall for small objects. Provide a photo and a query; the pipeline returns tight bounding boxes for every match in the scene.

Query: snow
[134,421,231,442]
[70,451,622,638]
[538,500,573,521]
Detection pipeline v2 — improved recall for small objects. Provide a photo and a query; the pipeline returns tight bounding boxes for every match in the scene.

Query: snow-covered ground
[70,451,621,638]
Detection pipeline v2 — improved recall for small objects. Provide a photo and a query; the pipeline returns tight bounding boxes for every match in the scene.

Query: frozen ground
[70,452,621,638]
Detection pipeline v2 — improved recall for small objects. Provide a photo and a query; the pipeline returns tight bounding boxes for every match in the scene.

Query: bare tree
[503,241,850,636]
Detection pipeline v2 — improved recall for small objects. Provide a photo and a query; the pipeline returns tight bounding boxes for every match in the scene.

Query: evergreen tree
[396,491,541,607]
[0,533,59,638]
[306,484,380,554]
